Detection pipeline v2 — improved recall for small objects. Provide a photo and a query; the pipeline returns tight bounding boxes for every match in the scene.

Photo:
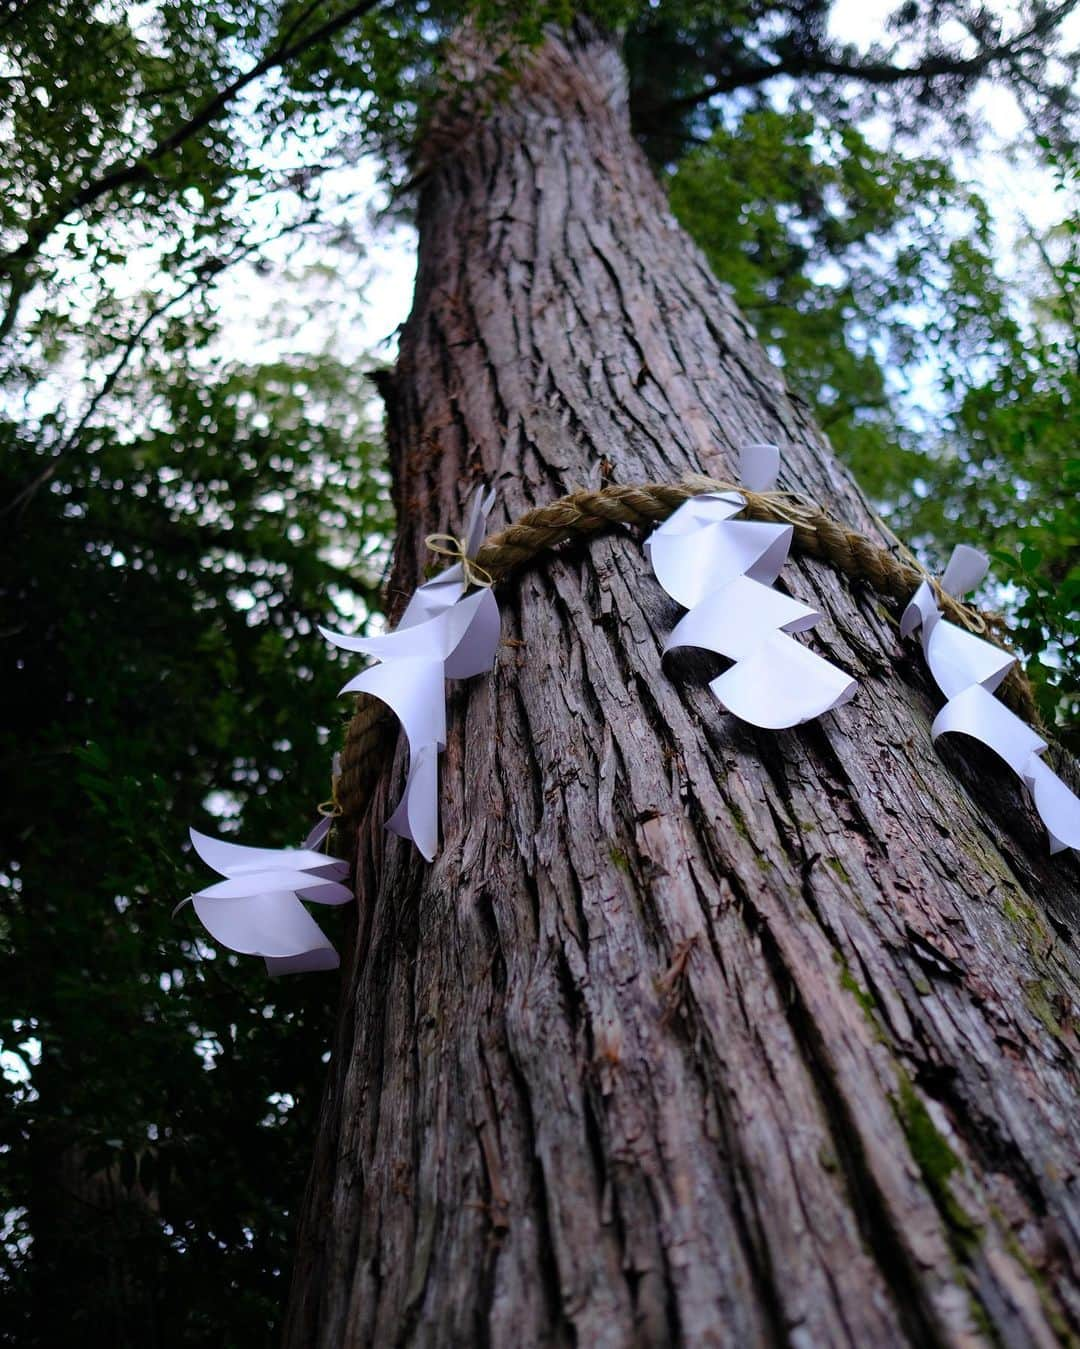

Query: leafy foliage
[1,315,390,1344]
[902,149,1080,741]
[0,0,1077,1343]
[621,0,1079,166]
[666,107,998,479]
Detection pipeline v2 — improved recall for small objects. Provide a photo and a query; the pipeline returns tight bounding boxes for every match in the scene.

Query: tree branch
[644,2,1078,124]
[0,0,383,336]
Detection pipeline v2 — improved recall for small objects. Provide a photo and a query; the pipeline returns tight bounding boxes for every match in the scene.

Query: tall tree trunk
[285,23,1080,1347]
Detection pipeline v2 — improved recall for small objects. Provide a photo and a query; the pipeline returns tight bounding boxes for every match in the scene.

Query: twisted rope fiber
[335,479,1038,826]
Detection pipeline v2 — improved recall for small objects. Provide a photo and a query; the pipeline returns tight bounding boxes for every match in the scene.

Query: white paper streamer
[902,547,1080,855]
[320,487,501,860]
[645,444,857,728]
[186,827,352,975]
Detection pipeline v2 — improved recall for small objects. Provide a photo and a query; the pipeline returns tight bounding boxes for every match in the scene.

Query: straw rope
[334,478,1038,829]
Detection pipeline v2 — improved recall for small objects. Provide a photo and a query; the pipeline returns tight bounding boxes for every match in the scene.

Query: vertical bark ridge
[286,21,1080,1348]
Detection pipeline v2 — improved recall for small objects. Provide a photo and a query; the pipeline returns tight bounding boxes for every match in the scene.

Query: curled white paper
[321,487,501,861]
[1026,756,1080,855]
[665,574,819,661]
[711,629,857,729]
[903,547,1080,855]
[188,828,347,882]
[340,656,448,756]
[396,488,496,629]
[186,827,351,974]
[301,814,333,852]
[385,741,440,861]
[739,442,781,493]
[646,444,856,728]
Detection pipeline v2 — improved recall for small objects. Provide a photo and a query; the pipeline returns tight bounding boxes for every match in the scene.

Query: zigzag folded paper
[320,488,501,860]
[902,546,1080,855]
[186,827,352,974]
[645,444,857,728]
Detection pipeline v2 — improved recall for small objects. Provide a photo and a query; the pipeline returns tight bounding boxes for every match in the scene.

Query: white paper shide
[185,825,352,974]
[902,546,1080,855]
[645,444,856,728]
[320,488,501,860]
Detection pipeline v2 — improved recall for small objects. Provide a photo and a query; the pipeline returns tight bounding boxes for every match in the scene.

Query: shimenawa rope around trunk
[333,477,1039,832]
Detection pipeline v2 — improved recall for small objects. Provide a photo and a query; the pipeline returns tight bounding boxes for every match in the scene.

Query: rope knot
[425,532,494,589]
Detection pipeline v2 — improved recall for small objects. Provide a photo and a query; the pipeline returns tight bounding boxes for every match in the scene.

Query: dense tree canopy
[1,1,1077,1342]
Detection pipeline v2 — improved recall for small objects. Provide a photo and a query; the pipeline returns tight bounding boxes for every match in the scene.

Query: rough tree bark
[285,23,1080,1348]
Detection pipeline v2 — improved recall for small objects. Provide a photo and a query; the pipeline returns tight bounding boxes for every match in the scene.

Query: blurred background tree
[0,1,1076,1343]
